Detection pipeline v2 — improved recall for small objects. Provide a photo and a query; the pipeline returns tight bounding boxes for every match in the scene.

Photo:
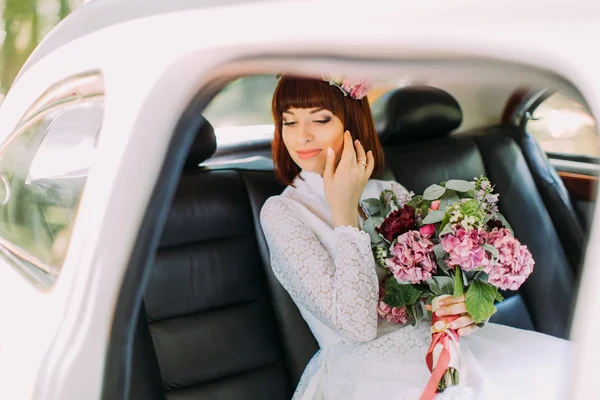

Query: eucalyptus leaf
[482,243,499,259]
[466,189,478,199]
[433,242,446,259]
[411,301,429,324]
[422,210,445,224]
[440,191,460,210]
[436,258,452,275]
[465,281,498,323]
[445,179,476,192]
[439,223,455,237]
[362,218,385,245]
[362,198,382,216]
[423,184,446,200]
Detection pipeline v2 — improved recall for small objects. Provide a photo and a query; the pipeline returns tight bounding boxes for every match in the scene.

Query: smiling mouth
[296,149,322,159]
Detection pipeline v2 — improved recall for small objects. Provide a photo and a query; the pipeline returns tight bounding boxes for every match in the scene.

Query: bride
[259,75,572,399]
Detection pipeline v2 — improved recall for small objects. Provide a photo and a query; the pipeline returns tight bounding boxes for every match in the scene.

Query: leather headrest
[183,116,217,170]
[377,86,462,146]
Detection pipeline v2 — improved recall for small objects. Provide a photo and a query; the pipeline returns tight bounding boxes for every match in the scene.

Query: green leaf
[362,217,385,246]
[384,278,422,308]
[423,184,446,200]
[411,301,429,324]
[362,198,382,216]
[426,276,454,296]
[445,179,475,192]
[453,266,464,297]
[433,243,446,259]
[407,194,424,209]
[422,210,445,224]
[439,222,455,237]
[440,191,460,210]
[466,189,478,199]
[465,281,498,323]
[494,287,505,302]
[482,243,499,259]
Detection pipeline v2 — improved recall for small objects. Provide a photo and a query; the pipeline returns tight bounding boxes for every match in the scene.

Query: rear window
[203,75,395,147]
[0,72,104,289]
[525,92,599,158]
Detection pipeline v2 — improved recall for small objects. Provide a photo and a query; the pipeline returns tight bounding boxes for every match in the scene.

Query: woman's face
[281,107,345,176]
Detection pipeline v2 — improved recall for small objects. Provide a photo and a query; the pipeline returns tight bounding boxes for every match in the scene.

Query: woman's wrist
[332,210,360,229]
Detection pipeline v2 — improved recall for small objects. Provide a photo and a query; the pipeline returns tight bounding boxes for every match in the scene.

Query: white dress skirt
[259,170,573,400]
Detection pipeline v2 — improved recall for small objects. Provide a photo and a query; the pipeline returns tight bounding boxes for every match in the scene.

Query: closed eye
[314,118,331,124]
[283,121,297,127]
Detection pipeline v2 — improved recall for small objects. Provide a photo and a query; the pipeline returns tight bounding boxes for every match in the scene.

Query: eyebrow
[283,108,326,116]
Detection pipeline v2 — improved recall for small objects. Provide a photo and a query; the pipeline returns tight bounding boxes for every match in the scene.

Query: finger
[324,147,335,181]
[436,302,467,317]
[365,150,375,178]
[355,139,367,166]
[458,323,479,336]
[438,294,465,307]
[341,131,356,164]
[449,315,474,330]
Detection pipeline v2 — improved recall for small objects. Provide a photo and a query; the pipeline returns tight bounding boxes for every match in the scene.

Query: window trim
[0,71,104,290]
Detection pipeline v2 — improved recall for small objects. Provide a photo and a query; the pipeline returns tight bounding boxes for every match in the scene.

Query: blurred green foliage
[0,0,77,95]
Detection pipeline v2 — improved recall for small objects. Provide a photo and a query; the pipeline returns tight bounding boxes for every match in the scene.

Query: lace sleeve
[260,197,379,342]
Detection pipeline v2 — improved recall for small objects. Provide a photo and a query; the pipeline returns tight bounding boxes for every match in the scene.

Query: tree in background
[0,0,80,96]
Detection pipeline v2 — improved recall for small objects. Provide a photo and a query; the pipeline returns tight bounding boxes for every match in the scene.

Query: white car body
[0,0,598,399]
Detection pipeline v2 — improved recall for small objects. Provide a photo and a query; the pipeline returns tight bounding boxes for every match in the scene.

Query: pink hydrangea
[377,287,409,324]
[441,227,489,272]
[386,231,436,283]
[484,228,535,290]
[341,78,372,100]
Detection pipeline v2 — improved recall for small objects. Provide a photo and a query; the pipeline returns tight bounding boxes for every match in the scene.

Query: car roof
[15,0,278,83]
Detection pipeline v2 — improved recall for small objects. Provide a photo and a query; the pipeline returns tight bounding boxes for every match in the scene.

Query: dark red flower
[376,205,416,242]
[486,218,504,230]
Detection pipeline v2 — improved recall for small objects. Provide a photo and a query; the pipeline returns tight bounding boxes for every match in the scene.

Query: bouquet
[362,177,535,398]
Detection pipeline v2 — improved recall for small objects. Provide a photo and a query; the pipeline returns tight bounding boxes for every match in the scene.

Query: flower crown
[276,73,373,100]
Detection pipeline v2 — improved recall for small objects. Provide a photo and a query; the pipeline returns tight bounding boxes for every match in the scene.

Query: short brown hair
[271,76,385,186]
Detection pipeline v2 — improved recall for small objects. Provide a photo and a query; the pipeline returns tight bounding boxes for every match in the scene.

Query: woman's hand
[324,131,374,229]
[436,294,479,336]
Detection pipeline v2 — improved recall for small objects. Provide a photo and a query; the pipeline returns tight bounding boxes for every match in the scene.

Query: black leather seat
[378,86,576,338]
[128,119,318,400]
[128,88,579,399]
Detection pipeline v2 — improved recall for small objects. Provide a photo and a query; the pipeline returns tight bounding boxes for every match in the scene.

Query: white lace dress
[259,170,573,400]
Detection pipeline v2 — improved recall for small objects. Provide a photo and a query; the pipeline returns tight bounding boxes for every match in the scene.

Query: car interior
[124,74,597,400]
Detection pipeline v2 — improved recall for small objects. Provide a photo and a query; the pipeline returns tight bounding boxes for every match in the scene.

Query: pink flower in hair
[484,228,535,291]
[341,78,372,100]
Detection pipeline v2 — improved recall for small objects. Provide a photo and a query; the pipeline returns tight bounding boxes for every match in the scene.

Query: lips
[296,149,322,159]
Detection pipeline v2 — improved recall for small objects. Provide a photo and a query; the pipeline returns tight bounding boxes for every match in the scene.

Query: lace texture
[260,197,379,342]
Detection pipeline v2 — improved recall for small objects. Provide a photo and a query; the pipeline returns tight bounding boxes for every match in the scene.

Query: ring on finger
[358,160,368,167]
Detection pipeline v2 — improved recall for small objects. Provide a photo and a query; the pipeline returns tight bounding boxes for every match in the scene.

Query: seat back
[379,86,576,338]
[128,121,318,400]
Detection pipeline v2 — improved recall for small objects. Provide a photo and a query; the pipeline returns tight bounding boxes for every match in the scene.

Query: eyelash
[283,118,330,126]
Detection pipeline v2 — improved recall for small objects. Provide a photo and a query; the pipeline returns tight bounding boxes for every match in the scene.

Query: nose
[297,122,313,144]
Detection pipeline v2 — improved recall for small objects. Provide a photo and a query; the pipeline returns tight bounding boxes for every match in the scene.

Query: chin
[296,159,325,175]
